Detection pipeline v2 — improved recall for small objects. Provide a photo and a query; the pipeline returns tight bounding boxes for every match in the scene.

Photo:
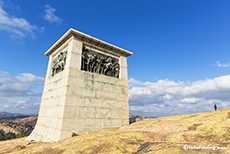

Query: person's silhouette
[214,104,217,111]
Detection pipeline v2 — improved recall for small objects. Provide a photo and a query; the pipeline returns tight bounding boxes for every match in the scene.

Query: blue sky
[0,0,229,117]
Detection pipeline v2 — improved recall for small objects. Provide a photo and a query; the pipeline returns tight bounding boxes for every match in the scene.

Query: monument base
[27,68,129,142]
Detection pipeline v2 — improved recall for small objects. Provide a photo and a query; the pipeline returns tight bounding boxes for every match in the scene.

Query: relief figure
[51,51,67,76]
[81,46,120,78]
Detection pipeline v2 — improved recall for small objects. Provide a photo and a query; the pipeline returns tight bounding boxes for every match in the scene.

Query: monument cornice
[45,28,133,57]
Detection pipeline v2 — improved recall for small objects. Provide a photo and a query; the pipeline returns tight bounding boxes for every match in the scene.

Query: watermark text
[183,144,227,150]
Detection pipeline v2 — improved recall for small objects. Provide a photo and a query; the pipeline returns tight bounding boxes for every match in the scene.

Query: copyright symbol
[184,144,188,150]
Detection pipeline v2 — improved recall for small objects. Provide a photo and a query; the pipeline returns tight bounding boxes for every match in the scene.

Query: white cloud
[128,75,230,117]
[0,71,44,97]
[15,73,44,84]
[3,104,9,108]
[216,61,230,68]
[0,71,43,114]
[17,100,26,104]
[130,106,144,111]
[181,97,200,103]
[44,5,63,24]
[161,94,173,100]
[0,3,42,40]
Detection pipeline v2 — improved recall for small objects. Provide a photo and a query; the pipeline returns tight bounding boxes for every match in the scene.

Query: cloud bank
[0,71,44,114]
[0,71,44,97]
[129,75,230,117]
[44,5,63,24]
[1,70,230,117]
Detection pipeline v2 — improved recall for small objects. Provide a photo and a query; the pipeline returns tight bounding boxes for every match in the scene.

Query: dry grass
[1,109,230,154]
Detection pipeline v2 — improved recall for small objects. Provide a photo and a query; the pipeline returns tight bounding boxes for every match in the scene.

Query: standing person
[214,104,217,111]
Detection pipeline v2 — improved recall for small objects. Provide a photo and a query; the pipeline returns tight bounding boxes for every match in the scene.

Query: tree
[0,130,5,141]
[4,132,16,140]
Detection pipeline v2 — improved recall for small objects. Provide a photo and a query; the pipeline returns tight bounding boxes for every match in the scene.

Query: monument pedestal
[27,29,132,142]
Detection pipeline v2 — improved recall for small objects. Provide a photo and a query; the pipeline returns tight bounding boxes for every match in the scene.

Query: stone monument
[27,28,133,142]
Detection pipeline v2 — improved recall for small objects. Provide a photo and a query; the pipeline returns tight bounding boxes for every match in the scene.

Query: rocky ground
[1,109,230,153]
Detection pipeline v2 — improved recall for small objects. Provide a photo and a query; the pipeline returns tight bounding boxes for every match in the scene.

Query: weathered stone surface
[63,106,76,118]
[104,119,122,128]
[95,108,111,119]
[27,28,132,142]
[85,119,103,129]
[102,100,122,109]
[122,119,129,125]
[111,109,129,119]
[84,98,102,107]
[76,107,95,119]
[65,96,84,106]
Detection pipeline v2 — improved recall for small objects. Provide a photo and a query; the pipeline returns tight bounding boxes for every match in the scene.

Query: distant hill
[0,111,31,120]
[0,115,37,141]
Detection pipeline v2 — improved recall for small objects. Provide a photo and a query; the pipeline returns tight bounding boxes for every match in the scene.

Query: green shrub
[72,132,78,137]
